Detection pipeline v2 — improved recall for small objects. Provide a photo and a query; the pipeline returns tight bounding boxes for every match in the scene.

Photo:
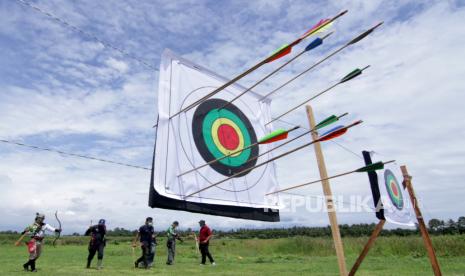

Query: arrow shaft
[259,22,382,102]
[184,120,360,198]
[168,11,348,119]
[266,160,395,195]
[178,126,300,177]
[170,60,267,119]
[180,112,347,177]
[221,32,334,110]
[260,45,348,102]
[220,50,306,110]
[266,82,340,125]
[185,138,319,198]
[267,170,356,195]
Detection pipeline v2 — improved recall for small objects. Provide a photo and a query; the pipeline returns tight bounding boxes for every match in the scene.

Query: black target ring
[192,98,259,177]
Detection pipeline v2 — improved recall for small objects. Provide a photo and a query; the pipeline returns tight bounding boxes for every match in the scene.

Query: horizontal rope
[15,0,158,71]
[0,139,151,171]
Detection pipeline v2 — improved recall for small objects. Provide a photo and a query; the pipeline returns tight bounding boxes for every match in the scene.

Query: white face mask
[147,222,153,226]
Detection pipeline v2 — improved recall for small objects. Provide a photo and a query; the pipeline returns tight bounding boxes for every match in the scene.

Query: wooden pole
[306,105,347,276]
[400,165,442,276]
[348,219,385,276]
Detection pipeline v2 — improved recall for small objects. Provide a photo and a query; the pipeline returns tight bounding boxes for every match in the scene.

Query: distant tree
[428,219,442,234]
[444,219,458,235]
[458,216,465,234]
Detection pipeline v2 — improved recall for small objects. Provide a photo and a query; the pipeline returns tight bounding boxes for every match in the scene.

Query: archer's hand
[132,243,138,248]
[14,241,21,247]
[56,229,62,233]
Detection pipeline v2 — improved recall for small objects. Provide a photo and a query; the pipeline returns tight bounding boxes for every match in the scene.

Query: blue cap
[98,219,106,225]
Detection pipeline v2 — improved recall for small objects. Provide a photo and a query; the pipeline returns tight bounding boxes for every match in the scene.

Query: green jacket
[167,226,177,240]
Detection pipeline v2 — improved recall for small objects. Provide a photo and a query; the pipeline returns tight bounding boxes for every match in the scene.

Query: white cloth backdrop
[153,49,280,209]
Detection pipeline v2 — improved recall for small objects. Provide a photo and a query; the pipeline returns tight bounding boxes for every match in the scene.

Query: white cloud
[0,0,464,233]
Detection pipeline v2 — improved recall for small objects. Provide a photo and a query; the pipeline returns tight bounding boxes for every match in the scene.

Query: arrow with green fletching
[177,126,300,177]
[184,119,362,198]
[266,66,370,125]
[260,22,383,102]
[266,160,395,195]
[167,10,348,120]
[178,112,347,177]
[219,31,334,111]
[315,113,348,130]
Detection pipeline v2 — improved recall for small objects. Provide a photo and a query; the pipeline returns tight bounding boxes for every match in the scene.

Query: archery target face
[153,49,280,209]
[384,169,404,210]
[192,98,259,177]
[177,86,270,194]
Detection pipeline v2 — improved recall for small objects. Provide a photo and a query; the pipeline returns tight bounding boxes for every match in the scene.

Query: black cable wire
[14,0,158,71]
[0,139,151,171]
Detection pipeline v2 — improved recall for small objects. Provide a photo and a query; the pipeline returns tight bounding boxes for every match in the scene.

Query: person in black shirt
[132,217,156,269]
[85,219,107,269]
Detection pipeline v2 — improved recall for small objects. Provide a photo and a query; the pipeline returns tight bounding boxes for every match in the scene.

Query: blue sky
[1,0,464,233]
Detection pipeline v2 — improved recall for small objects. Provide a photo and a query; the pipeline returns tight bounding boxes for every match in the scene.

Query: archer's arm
[44,223,61,233]
[84,226,92,236]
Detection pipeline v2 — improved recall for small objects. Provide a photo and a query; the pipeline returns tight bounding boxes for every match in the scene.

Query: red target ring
[218,124,240,150]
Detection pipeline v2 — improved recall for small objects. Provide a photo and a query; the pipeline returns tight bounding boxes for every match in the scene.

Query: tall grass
[1,234,463,258]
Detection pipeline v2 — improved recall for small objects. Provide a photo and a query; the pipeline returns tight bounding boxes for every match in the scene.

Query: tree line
[2,216,463,238]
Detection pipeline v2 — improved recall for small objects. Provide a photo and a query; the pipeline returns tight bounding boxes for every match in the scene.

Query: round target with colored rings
[384,169,404,210]
[192,98,259,177]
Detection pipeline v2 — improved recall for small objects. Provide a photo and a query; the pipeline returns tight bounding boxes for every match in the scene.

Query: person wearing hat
[85,219,107,269]
[16,213,62,272]
[132,217,156,269]
[166,221,182,265]
[197,220,215,266]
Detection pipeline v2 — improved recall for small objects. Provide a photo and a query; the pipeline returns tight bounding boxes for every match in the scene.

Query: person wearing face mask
[133,217,156,269]
[85,219,107,269]
[15,213,62,272]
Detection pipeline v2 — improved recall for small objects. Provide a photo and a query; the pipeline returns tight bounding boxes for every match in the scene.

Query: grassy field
[0,235,464,275]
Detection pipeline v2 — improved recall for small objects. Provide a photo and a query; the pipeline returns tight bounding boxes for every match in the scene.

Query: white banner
[153,49,280,209]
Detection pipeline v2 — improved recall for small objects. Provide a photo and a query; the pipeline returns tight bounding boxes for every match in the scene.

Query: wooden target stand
[305,105,442,276]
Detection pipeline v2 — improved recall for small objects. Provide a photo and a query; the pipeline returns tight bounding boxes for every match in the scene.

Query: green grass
[0,236,464,275]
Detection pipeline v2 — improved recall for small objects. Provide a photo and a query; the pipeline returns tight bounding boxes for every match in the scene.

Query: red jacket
[199,225,212,243]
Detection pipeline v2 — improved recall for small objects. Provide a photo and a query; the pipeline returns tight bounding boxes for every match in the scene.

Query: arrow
[184,119,361,198]
[177,126,300,177]
[266,160,395,195]
[219,32,334,111]
[260,22,383,102]
[315,114,340,129]
[239,113,349,171]
[178,112,347,178]
[167,10,348,120]
[266,65,370,125]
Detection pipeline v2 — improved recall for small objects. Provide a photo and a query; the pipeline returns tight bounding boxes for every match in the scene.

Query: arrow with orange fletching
[167,10,348,120]
[260,22,383,102]
[177,126,300,177]
[184,119,362,198]
[178,112,347,177]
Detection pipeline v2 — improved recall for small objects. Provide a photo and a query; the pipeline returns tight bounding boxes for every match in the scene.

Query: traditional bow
[52,210,62,247]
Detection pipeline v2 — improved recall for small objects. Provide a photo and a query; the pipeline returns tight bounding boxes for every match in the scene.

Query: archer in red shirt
[197,220,215,265]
